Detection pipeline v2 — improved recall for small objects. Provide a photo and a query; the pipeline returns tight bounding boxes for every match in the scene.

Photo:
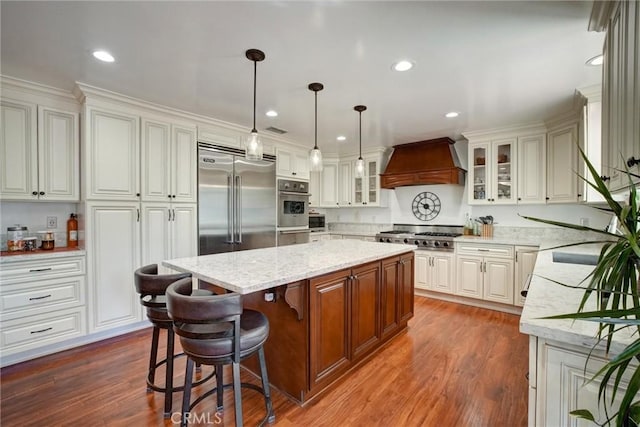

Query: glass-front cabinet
[468,139,516,205]
[353,155,382,206]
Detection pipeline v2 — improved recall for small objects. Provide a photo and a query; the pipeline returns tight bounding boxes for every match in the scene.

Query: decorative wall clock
[412,192,441,221]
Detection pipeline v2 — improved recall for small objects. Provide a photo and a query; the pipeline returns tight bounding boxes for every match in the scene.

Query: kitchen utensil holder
[481,224,493,238]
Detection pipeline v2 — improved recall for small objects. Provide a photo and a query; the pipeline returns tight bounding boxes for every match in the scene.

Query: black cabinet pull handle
[29,268,52,272]
[545,197,550,200]
[30,327,52,334]
[29,294,52,301]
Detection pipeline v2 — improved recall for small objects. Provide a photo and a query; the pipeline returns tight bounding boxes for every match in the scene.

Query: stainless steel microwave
[309,213,326,231]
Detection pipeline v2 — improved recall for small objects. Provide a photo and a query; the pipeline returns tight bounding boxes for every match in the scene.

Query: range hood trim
[380,137,467,188]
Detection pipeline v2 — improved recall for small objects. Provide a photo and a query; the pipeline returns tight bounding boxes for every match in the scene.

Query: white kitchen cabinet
[85,108,140,201]
[141,119,197,203]
[1,99,79,201]
[468,139,517,205]
[353,154,386,206]
[309,171,320,207]
[141,203,197,266]
[455,243,514,304]
[86,202,141,332]
[338,160,353,206]
[517,134,546,204]
[414,251,454,294]
[309,233,331,243]
[0,253,86,365]
[515,246,538,307]
[547,123,583,204]
[276,146,309,180]
[320,161,338,207]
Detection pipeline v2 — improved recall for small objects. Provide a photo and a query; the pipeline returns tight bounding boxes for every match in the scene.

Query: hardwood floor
[0,297,528,426]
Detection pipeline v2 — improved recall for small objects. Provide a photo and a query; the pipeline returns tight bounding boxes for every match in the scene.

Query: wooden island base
[241,251,414,404]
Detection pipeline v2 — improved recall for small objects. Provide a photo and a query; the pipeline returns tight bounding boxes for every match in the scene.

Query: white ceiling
[0,1,604,154]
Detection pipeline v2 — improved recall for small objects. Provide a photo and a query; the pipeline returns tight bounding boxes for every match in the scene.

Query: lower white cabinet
[415,251,454,293]
[141,203,197,265]
[0,253,87,364]
[455,243,515,305]
[86,202,141,333]
[309,233,331,243]
[515,246,538,307]
[531,337,635,427]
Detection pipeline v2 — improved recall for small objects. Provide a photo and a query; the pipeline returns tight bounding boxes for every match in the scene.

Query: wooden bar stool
[166,277,275,427]
[134,264,214,418]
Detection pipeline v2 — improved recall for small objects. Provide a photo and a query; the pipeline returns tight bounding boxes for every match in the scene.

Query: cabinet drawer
[456,243,514,259]
[0,256,85,285]
[1,307,86,354]
[1,276,85,321]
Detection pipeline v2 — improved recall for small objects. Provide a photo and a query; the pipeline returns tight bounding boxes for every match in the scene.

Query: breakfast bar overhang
[163,240,415,404]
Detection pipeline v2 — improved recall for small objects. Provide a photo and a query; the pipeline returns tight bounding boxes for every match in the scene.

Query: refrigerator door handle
[225,174,234,244]
[235,175,242,243]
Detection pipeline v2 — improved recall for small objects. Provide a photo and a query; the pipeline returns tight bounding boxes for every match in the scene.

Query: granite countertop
[0,247,86,263]
[163,240,412,295]
[519,241,636,354]
[454,235,541,246]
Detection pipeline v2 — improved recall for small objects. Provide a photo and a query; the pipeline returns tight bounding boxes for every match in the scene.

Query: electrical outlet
[47,216,57,229]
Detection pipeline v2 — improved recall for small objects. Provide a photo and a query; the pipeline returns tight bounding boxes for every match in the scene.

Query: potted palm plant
[521,149,639,427]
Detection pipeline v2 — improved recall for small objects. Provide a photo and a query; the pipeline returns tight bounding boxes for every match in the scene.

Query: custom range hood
[380,137,466,188]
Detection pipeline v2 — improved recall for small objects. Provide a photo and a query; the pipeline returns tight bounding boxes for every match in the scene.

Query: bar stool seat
[134,265,215,418]
[166,277,275,427]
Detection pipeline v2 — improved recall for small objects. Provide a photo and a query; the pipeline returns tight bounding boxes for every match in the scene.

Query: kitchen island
[163,240,415,404]
[520,242,637,427]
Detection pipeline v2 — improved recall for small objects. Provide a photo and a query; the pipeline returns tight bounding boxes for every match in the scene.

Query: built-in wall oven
[277,179,309,228]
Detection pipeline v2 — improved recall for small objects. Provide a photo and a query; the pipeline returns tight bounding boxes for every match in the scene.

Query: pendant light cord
[358,110,362,159]
[252,60,257,133]
[314,91,318,150]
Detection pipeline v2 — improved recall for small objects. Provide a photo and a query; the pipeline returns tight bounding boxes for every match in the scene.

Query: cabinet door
[414,252,430,290]
[483,258,514,304]
[547,124,579,203]
[294,151,310,180]
[469,142,490,204]
[275,147,294,177]
[338,160,353,206]
[350,262,381,360]
[365,157,379,206]
[86,202,141,332]
[517,134,546,204]
[455,255,483,298]
[398,253,414,322]
[309,171,320,207]
[353,172,364,205]
[171,125,197,203]
[381,257,399,340]
[309,270,351,391]
[170,203,198,259]
[87,109,140,200]
[432,253,454,294]
[37,106,79,201]
[0,99,38,199]
[491,138,516,204]
[320,161,338,207]
[141,203,170,266]
[515,247,538,307]
[141,119,170,201]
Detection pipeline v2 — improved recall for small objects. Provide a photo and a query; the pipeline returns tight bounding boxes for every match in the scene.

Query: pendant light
[354,105,367,178]
[308,82,324,172]
[245,49,265,160]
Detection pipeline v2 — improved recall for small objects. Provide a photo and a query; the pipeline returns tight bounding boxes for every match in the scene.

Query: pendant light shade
[308,82,324,172]
[245,49,265,160]
[354,105,367,178]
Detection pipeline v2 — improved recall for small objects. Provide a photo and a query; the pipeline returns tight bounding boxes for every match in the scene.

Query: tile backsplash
[1,202,78,251]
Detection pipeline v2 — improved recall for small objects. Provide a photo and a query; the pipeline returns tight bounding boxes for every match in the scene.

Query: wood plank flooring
[0,297,528,426]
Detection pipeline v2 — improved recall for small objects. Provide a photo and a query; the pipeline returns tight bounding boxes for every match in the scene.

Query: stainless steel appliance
[277,228,311,246]
[309,213,326,232]
[198,143,276,255]
[375,224,463,252]
[277,179,309,228]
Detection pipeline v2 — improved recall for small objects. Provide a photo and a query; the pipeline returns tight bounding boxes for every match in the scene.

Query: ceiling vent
[265,126,287,135]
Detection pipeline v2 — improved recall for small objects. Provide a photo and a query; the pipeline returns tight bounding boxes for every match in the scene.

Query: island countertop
[162,240,413,294]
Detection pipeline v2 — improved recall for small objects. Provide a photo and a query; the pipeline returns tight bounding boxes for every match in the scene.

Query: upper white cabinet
[517,134,546,204]
[1,99,79,201]
[276,146,310,180]
[141,119,197,203]
[320,160,339,207]
[546,122,583,203]
[598,0,640,192]
[85,108,140,201]
[338,160,353,206]
[353,153,385,206]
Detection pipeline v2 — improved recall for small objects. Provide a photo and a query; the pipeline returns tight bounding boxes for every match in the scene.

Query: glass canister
[39,230,55,250]
[7,225,28,251]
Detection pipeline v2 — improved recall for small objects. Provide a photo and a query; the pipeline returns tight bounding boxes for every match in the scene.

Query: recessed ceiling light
[445,111,459,118]
[265,110,278,117]
[392,60,414,72]
[92,50,115,63]
[336,135,346,141]
[586,54,603,66]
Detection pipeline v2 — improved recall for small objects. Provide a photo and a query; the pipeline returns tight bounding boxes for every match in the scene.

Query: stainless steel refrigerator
[198,143,276,255]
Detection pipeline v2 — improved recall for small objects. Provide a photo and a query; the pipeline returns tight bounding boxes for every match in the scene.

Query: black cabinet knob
[136,193,140,197]
[600,175,611,182]
[168,194,172,198]
[32,191,38,196]
[39,191,44,196]
[172,195,176,198]
[518,197,522,201]
[626,156,640,168]
[292,172,297,176]
[545,197,550,200]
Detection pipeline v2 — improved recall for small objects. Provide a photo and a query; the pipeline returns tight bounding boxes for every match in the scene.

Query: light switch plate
[47,216,57,229]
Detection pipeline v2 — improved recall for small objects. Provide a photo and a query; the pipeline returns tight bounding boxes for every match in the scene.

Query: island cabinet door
[309,269,351,392]
[398,253,415,323]
[381,256,400,340]
[350,261,381,361]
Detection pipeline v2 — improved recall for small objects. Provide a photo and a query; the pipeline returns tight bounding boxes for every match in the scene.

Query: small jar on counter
[23,237,37,251]
[7,225,28,251]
